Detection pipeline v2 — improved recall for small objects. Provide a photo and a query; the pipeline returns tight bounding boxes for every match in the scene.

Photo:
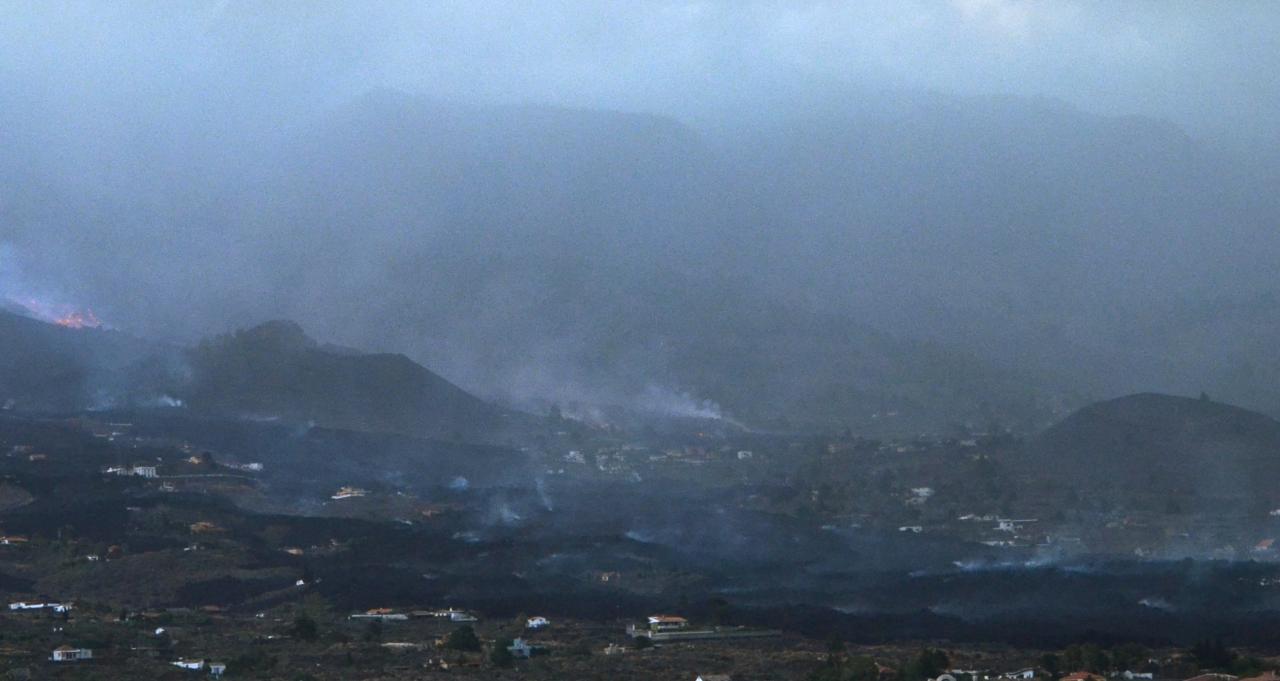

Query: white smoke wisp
[636,385,723,420]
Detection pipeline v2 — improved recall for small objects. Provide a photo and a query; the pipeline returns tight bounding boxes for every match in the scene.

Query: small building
[1004,669,1041,680]
[9,601,71,613]
[526,616,550,629]
[209,662,227,678]
[508,638,534,659]
[171,658,205,670]
[51,646,93,662]
[132,465,158,478]
[647,614,689,632]
[331,486,369,500]
[350,608,409,621]
[698,675,733,681]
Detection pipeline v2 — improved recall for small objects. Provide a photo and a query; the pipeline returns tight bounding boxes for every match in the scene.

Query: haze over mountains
[5,84,1280,431]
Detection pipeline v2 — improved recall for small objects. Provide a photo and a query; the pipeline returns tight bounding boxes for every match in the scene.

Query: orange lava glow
[6,296,106,330]
[54,310,103,329]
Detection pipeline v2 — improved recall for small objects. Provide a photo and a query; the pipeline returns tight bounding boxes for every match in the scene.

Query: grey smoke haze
[2,1,1280,429]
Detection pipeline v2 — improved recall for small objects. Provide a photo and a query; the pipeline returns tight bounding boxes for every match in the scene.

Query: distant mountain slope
[0,309,156,411]
[1029,393,1280,505]
[180,320,519,440]
[0,311,523,442]
[7,88,1280,428]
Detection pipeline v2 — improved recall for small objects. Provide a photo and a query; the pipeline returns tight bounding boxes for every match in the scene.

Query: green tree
[445,625,482,652]
[1082,644,1110,673]
[490,639,515,668]
[292,613,318,642]
[903,649,950,681]
[1040,653,1061,679]
[1063,645,1083,672]
[845,655,881,681]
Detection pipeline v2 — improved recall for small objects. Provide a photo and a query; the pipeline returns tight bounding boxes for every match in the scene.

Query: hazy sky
[2,1,1278,147]
[3,1,1280,423]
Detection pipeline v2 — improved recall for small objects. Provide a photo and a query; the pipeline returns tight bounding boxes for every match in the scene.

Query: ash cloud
[3,2,1280,428]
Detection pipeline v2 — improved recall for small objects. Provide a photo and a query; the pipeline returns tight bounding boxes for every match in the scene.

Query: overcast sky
[2,1,1278,148]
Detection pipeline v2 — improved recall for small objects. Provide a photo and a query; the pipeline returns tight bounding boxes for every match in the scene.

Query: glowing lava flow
[54,309,103,329]
[5,296,106,330]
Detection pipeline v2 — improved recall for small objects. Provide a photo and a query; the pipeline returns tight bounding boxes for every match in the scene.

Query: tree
[445,625,482,652]
[1081,644,1109,673]
[808,654,880,681]
[1190,639,1234,671]
[1111,644,1149,672]
[1040,653,1061,679]
[292,613,318,642]
[845,655,881,681]
[1063,645,1083,672]
[708,597,731,625]
[903,649,950,681]
[490,639,515,668]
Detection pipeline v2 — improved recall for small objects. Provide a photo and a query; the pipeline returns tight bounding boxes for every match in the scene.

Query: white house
[508,638,534,659]
[209,662,227,678]
[349,609,408,621]
[132,465,158,478]
[697,675,733,681]
[331,486,369,500]
[526,616,550,629]
[51,646,93,662]
[1004,668,1039,679]
[172,659,205,670]
[9,601,71,613]
[647,614,689,631]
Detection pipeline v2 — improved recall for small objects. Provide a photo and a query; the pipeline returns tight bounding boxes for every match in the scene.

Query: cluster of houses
[349,607,479,623]
[103,463,159,478]
[928,668,1280,681]
[171,658,228,676]
[50,646,225,676]
[9,600,72,613]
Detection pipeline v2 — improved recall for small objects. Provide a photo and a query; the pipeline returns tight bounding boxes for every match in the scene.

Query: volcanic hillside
[1029,392,1280,508]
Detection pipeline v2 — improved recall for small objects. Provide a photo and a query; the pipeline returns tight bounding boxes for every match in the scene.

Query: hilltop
[1028,393,1280,507]
[0,311,525,443]
[179,320,523,441]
